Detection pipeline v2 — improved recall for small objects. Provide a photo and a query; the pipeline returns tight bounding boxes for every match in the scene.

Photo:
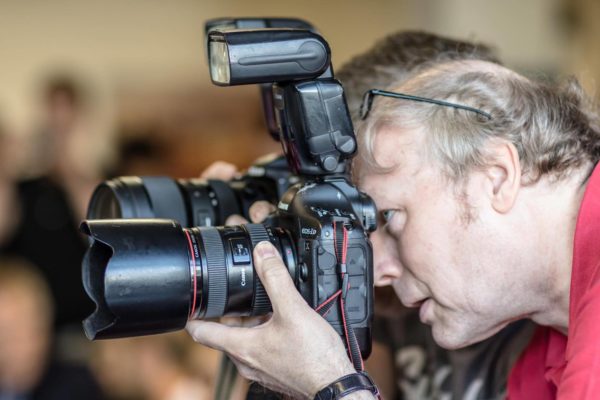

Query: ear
[483,141,521,214]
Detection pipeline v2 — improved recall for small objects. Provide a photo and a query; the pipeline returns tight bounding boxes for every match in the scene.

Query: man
[356,60,600,399]
[189,58,600,398]
[200,31,537,400]
[337,31,534,400]
[198,32,545,399]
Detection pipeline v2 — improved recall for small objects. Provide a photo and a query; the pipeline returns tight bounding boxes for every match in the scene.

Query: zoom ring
[199,228,228,318]
[245,224,273,315]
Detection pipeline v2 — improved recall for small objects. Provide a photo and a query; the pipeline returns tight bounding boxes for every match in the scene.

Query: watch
[314,372,380,400]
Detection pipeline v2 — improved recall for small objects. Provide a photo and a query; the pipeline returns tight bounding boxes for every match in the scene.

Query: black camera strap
[315,221,364,372]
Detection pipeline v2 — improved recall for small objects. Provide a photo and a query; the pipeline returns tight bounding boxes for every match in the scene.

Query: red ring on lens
[184,230,198,319]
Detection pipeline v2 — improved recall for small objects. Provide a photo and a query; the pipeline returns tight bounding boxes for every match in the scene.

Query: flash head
[208,29,330,86]
[204,17,314,34]
[203,20,318,140]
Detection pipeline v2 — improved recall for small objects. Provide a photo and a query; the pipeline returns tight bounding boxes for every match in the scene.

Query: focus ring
[208,180,241,226]
[245,224,273,315]
[199,228,227,318]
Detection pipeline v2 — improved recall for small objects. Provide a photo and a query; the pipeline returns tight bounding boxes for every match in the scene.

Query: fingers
[249,201,276,223]
[220,315,271,328]
[252,152,282,164]
[225,214,249,225]
[219,316,243,327]
[200,161,239,180]
[225,201,274,224]
[253,241,304,314]
[186,320,247,352]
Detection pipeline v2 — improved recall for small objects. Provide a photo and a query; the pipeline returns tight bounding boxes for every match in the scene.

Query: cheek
[398,208,472,297]
[369,229,385,254]
[397,211,447,271]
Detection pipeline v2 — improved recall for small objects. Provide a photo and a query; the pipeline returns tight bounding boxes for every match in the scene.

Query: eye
[382,210,396,223]
[380,208,406,237]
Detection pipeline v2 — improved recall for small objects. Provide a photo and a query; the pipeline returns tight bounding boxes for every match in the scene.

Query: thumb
[253,241,302,314]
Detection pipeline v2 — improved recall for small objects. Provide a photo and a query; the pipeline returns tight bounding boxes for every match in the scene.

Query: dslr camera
[81,23,377,363]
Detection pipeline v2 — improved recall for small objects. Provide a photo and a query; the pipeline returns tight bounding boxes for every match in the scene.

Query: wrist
[308,360,355,398]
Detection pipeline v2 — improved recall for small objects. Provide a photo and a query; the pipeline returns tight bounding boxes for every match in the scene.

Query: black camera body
[270,177,376,355]
[81,25,376,362]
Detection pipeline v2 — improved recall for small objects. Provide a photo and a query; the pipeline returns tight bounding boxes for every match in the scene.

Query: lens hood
[80,219,192,339]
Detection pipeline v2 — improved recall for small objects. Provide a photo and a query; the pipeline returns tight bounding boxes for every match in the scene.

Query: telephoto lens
[81,219,296,340]
[87,156,296,227]
[87,177,245,228]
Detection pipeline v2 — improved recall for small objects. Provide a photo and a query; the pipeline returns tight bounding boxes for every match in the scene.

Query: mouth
[419,299,433,323]
[401,296,428,309]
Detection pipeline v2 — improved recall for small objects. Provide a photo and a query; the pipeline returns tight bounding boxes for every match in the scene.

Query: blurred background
[0,0,598,399]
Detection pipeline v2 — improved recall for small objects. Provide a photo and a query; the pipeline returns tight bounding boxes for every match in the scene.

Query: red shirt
[508,163,600,399]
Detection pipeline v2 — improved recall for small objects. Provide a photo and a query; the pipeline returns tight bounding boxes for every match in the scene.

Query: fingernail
[255,241,276,259]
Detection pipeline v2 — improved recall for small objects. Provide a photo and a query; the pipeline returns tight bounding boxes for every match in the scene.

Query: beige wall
[0,0,584,134]
[567,0,600,98]
[0,0,406,132]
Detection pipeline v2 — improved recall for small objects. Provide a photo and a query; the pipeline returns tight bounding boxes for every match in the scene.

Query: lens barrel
[81,219,295,340]
[87,176,275,228]
[87,177,242,227]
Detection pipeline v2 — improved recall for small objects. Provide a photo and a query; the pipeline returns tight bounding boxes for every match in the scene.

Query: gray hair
[337,30,500,121]
[358,60,600,184]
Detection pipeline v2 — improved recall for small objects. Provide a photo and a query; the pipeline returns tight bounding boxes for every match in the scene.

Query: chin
[430,320,503,350]
[431,330,470,350]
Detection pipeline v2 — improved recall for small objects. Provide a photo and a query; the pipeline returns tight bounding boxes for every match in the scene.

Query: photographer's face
[357,126,516,349]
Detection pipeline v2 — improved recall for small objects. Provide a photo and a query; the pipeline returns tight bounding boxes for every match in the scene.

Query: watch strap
[314,372,379,400]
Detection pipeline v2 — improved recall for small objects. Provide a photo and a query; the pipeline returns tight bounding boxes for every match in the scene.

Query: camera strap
[315,222,365,372]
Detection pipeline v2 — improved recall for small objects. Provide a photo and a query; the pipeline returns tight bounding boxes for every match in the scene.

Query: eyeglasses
[359,88,493,121]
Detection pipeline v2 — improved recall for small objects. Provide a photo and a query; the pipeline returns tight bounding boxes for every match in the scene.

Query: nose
[370,228,403,286]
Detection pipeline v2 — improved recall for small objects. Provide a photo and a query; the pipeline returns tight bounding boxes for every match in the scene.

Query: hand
[199,161,276,226]
[200,161,240,180]
[186,241,355,398]
[224,200,276,225]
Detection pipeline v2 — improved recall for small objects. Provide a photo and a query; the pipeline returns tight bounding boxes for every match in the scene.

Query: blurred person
[30,73,107,218]
[0,257,103,399]
[92,333,218,400]
[0,119,19,246]
[199,31,535,400]
[0,74,107,330]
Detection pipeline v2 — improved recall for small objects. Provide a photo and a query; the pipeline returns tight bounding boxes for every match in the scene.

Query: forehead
[355,124,426,183]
